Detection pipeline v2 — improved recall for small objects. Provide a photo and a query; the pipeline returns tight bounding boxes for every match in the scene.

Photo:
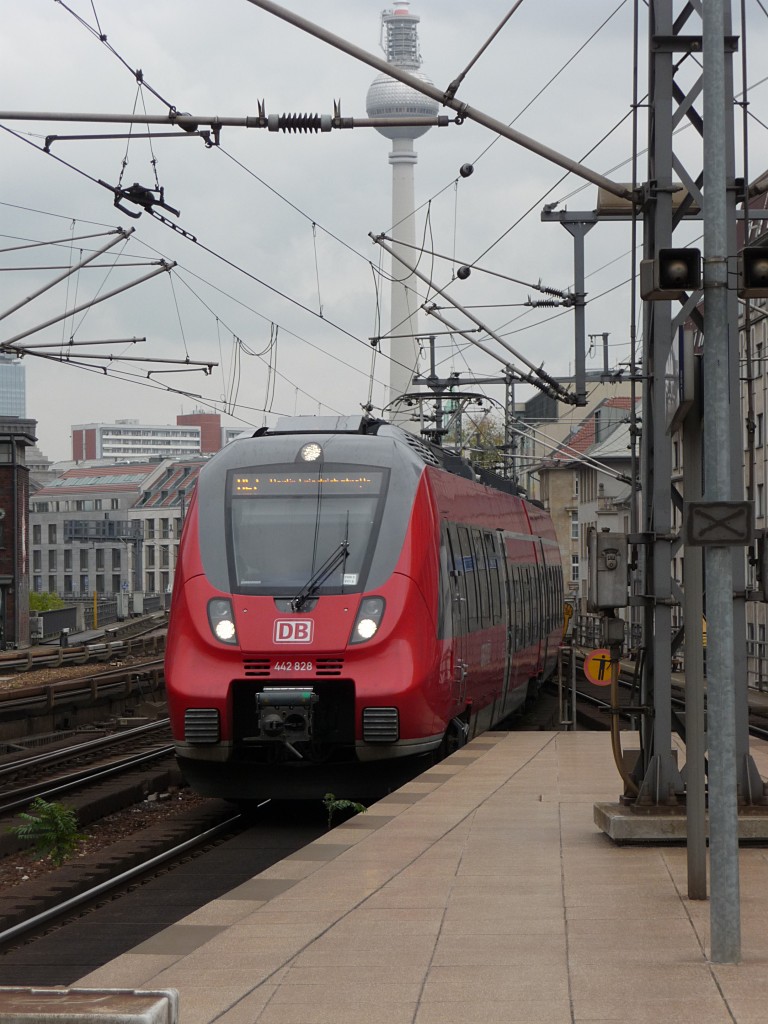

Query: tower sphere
[366,71,439,141]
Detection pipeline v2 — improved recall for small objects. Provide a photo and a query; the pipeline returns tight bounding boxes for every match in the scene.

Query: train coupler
[255,687,319,759]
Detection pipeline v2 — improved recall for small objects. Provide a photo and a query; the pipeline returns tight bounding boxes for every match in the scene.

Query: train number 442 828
[272,661,314,673]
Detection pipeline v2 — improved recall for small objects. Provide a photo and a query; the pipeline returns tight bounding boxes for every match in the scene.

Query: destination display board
[231,470,384,497]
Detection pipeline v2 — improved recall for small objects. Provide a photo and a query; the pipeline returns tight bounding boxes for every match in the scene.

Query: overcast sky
[2,0,768,462]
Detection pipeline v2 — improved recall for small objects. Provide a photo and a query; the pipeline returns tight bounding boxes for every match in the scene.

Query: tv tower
[366,2,438,426]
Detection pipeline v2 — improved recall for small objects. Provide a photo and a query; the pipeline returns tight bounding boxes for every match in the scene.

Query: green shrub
[29,592,66,612]
[9,798,84,865]
[322,792,367,830]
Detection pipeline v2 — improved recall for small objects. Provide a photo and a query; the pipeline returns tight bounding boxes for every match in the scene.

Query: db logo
[274,619,314,644]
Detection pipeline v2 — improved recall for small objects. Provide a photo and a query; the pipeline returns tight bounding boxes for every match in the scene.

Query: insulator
[526,299,563,308]
[267,113,330,133]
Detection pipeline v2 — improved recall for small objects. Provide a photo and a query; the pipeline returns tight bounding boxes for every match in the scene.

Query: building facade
[72,421,203,462]
[29,459,204,600]
[0,356,26,418]
[0,418,37,647]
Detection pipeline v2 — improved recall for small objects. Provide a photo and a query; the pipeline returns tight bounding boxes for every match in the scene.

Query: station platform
[11,729,765,1024]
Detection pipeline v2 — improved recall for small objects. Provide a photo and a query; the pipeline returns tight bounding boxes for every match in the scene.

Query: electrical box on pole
[587,528,629,611]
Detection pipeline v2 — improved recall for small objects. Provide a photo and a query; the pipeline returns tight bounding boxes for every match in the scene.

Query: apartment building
[29,458,204,598]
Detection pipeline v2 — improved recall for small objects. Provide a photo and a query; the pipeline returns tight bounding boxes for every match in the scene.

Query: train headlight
[208,598,238,645]
[350,597,385,644]
[300,442,323,462]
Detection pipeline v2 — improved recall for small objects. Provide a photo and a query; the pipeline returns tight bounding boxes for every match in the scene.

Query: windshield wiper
[291,540,349,613]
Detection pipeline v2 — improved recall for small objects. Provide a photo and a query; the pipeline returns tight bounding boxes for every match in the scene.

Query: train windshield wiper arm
[291,540,349,612]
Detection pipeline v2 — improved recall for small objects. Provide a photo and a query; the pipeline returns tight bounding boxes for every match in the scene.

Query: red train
[165,415,563,801]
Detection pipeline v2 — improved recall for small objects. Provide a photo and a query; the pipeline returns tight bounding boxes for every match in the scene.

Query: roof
[34,462,169,497]
[545,397,637,467]
[135,460,204,510]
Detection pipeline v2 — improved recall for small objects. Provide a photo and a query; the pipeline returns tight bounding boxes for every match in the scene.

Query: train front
[165,420,446,801]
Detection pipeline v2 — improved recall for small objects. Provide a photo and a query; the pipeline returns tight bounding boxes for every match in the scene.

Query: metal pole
[702,0,741,963]
[683,381,707,900]
[562,220,595,408]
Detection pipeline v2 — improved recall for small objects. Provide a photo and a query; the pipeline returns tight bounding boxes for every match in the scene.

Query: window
[146,520,155,540]
[748,622,756,656]
[95,549,105,571]
[571,512,579,541]
[64,549,72,572]
[756,340,764,378]
[160,545,170,569]
[146,547,156,568]
[112,549,121,570]
[33,524,41,545]
[33,550,41,572]
[63,576,73,594]
[573,472,579,497]
[48,550,56,571]
[80,549,88,570]
[48,524,57,544]
[758,483,765,519]
[571,554,580,583]
[48,575,56,592]
[112,574,121,593]
[146,572,156,592]
[80,574,88,593]
[758,413,764,449]
[33,575,42,592]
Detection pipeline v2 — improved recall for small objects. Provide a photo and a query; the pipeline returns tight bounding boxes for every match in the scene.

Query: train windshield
[227,465,388,594]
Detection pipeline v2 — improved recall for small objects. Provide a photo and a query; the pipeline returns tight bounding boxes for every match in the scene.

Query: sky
[2,0,768,462]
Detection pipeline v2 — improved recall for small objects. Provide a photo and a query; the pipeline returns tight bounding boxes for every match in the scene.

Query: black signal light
[739,246,768,298]
[640,247,701,300]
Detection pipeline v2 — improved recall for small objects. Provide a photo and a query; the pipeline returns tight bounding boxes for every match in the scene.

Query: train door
[445,524,470,709]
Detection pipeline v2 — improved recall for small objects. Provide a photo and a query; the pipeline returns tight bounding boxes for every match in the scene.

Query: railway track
[0,799,331,986]
[0,719,174,814]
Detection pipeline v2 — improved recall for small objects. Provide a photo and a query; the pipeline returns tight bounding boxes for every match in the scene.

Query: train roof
[249,415,526,500]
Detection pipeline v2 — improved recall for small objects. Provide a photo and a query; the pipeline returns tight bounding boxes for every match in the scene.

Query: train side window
[446,524,468,637]
[437,526,454,640]
[473,529,491,627]
[522,566,533,647]
[457,526,479,631]
[485,532,501,624]
[511,565,522,648]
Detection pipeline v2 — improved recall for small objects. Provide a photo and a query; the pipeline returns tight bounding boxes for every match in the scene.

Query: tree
[464,410,507,473]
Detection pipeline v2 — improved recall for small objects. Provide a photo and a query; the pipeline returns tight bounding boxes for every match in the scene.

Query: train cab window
[227,465,387,595]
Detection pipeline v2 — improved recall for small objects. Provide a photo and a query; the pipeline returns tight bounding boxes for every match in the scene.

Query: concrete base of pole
[594,802,768,843]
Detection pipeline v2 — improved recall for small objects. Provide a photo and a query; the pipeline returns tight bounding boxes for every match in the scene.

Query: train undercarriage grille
[185,708,221,744]
[315,657,344,676]
[242,657,344,678]
[362,707,399,744]
[243,659,270,677]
